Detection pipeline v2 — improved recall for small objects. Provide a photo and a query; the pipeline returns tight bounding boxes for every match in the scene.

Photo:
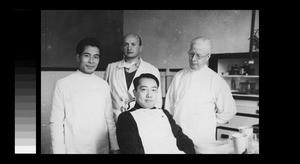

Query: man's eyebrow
[139,86,157,88]
[82,52,100,56]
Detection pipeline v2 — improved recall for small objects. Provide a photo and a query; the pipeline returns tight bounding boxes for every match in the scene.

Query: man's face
[133,78,158,109]
[77,45,100,74]
[189,40,211,70]
[122,35,142,59]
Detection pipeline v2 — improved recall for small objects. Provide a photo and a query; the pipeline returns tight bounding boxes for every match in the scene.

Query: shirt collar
[117,57,142,69]
[188,64,208,72]
[76,69,95,77]
[129,102,156,112]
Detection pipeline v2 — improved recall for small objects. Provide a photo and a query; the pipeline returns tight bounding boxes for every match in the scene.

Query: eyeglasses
[188,51,210,60]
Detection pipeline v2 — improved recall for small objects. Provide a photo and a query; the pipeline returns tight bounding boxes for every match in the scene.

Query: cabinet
[209,52,259,101]
[209,52,259,140]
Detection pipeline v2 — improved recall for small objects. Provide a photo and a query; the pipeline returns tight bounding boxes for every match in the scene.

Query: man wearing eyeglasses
[164,37,237,154]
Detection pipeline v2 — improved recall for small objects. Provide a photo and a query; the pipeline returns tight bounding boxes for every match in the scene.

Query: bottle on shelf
[243,62,257,75]
[249,66,255,75]
[239,64,245,75]
[233,64,239,75]
[231,78,236,90]
[229,65,234,75]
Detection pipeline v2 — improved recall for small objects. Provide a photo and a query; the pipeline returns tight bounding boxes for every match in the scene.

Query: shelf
[232,93,259,98]
[221,75,259,78]
[232,93,259,101]
[208,52,259,101]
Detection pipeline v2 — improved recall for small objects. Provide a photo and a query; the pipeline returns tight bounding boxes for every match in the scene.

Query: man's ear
[133,89,137,97]
[120,45,125,52]
[139,46,143,53]
[207,54,211,60]
[76,54,80,62]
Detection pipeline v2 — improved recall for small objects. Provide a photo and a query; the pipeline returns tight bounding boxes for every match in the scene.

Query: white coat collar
[188,64,209,72]
[117,57,142,69]
[76,69,95,77]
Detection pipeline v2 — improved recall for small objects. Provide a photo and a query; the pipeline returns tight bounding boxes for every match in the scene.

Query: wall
[41,10,123,70]
[124,10,254,69]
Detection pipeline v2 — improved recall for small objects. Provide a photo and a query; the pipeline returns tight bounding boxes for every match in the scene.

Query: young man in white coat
[104,33,162,121]
[164,37,237,154]
[49,37,119,154]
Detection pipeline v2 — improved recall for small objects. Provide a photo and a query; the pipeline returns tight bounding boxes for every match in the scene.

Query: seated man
[116,73,195,154]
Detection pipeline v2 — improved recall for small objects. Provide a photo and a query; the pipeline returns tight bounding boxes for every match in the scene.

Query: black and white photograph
[40,10,259,154]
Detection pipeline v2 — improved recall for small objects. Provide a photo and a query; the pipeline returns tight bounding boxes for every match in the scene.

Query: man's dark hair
[133,73,159,90]
[76,37,101,55]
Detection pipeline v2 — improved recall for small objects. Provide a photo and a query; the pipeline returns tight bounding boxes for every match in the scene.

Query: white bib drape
[131,109,184,154]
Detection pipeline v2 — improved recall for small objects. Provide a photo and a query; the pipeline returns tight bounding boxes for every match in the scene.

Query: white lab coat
[165,65,236,148]
[104,58,162,120]
[50,70,119,154]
